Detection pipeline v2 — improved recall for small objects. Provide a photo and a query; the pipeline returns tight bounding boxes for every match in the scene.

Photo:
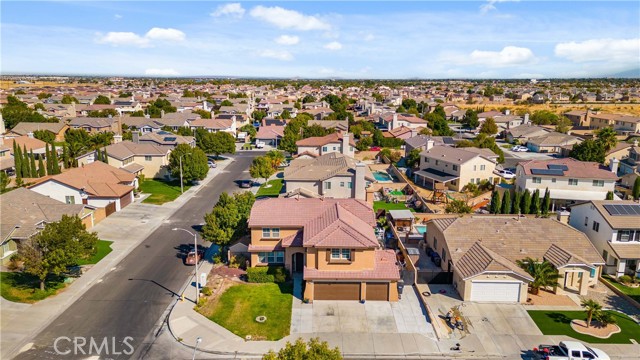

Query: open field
[456,102,640,116]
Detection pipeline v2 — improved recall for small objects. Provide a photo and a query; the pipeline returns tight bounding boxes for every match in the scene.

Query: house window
[603,250,609,263]
[480,165,486,171]
[324,181,331,190]
[322,146,328,152]
[592,221,600,232]
[435,160,439,166]
[2,242,12,256]
[340,182,345,187]
[258,251,284,264]
[569,179,578,186]
[145,155,152,161]
[592,180,604,187]
[433,237,438,249]
[552,178,556,183]
[618,230,631,242]
[452,165,458,171]
[469,179,475,184]
[584,216,588,226]
[333,146,337,151]
[348,182,353,189]
[425,158,430,163]
[441,249,446,263]
[532,177,541,184]
[65,196,75,204]
[473,165,477,171]
[331,248,351,260]
[350,146,354,152]
[262,228,280,239]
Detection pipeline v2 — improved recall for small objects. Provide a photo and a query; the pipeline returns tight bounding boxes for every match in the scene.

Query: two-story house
[378,113,428,131]
[69,117,120,134]
[295,132,356,159]
[247,198,400,302]
[619,141,640,177]
[414,145,497,191]
[569,201,640,279]
[516,158,618,207]
[104,136,171,179]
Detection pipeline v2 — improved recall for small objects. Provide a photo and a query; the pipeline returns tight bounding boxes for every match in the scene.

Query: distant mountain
[605,68,640,78]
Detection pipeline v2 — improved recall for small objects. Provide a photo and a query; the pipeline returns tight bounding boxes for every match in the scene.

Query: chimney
[609,157,619,174]
[392,113,398,130]
[113,134,123,144]
[355,162,366,200]
[342,132,350,155]
[523,113,530,124]
[132,131,140,144]
[505,109,510,115]
[426,139,435,151]
[27,132,34,138]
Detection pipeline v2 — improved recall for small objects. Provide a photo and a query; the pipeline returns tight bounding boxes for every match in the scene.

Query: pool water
[374,171,393,182]
[415,225,427,235]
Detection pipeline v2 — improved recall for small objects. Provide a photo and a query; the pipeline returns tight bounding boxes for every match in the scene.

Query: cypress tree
[490,190,501,214]
[51,144,61,174]
[22,145,30,178]
[512,191,521,214]
[521,189,532,214]
[103,148,109,164]
[605,191,614,200]
[38,156,46,177]
[501,190,511,214]
[531,189,541,214]
[633,177,640,201]
[95,149,102,162]
[13,142,22,178]
[541,188,551,215]
[45,143,53,175]
[29,150,37,178]
[62,145,69,169]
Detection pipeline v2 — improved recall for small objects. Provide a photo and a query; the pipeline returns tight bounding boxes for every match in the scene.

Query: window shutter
[350,249,355,262]
[326,249,331,262]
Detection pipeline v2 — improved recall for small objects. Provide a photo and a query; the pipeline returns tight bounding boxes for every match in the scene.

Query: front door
[293,252,304,273]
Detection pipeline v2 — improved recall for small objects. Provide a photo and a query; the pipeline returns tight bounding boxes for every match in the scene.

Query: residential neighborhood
[1,1,640,359]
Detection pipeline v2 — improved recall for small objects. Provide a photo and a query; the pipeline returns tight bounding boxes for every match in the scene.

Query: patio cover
[414,168,459,183]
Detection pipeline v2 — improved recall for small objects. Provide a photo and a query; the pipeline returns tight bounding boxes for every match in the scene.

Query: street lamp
[192,337,202,360]
[179,153,192,194]
[172,227,199,303]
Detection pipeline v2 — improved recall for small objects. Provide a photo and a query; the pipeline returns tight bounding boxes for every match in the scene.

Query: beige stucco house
[295,132,356,159]
[104,138,171,179]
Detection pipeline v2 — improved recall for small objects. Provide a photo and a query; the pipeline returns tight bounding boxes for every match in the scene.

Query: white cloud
[554,38,640,63]
[145,28,186,42]
[145,68,179,76]
[324,41,342,51]
[469,46,535,67]
[275,35,300,45]
[480,0,519,14]
[250,5,330,31]
[364,34,375,42]
[258,49,293,61]
[114,14,122,20]
[210,3,245,18]
[96,32,150,47]
[96,27,185,47]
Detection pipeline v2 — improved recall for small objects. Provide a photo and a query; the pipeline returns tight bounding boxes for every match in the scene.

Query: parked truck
[533,341,610,360]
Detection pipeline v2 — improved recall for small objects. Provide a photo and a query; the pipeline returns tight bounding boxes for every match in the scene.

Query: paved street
[12,152,260,360]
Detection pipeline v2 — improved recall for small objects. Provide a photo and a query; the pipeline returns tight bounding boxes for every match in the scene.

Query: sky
[2,1,639,79]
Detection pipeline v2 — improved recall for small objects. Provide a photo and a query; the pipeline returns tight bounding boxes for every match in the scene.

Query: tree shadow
[546,312,572,324]
[127,278,179,298]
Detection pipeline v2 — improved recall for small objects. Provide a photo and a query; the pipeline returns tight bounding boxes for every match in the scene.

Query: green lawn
[139,179,191,205]
[77,240,113,266]
[603,275,640,303]
[373,201,416,212]
[528,310,640,344]
[0,272,66,303]
[207,283,292,340]
[256,179,284,197]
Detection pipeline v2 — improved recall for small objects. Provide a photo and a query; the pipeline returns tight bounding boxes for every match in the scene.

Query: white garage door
[470,281,521,302]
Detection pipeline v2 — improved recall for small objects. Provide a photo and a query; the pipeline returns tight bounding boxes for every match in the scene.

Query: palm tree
[516,257,561,295]
[265,150,285,172]
[596,127,617,152]
[581,299,602,328]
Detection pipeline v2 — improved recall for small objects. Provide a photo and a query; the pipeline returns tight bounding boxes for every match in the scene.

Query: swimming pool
[374,171,393,182]
[415,225,427,235]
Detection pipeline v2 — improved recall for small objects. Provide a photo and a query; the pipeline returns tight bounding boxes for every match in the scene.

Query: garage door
[119,191,133,209]
[366,283,388,301]
[315,282,360,301]
[470,281,521,302]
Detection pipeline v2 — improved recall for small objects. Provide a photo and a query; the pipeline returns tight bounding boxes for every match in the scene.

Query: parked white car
[497,169,516,179]
[511,145,529,152]
[208,161,216,168]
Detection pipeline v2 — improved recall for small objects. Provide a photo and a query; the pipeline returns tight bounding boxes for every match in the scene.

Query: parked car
[511,145,529,152]
[533,341,609,360]
[497,169,516,179]
[255,141,265,149]
[208,161,216,168]
[184,249,204,266]
[369,146,381,151]
[239,179,253,188]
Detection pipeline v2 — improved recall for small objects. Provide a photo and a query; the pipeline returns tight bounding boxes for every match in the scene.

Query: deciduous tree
[262,338,342,360]
[250,156,275,185]
[168,144,208,182]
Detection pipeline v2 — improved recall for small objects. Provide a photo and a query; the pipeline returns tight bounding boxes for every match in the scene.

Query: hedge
[247,266,288,283]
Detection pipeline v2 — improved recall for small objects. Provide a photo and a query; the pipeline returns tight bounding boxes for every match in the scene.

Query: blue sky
[2,1,639,78]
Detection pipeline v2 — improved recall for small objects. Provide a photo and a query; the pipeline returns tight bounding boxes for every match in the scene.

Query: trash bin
[397,280,405,295]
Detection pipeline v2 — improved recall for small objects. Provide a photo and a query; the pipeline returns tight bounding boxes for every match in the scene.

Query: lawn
[206,283,292,340]
[528,310,640,344]
[256,179,284,197]
[373,201,416,212]
[602,275,640,303]
[139,179,192,205]
[0,272,66,303]
[76,240,113,266]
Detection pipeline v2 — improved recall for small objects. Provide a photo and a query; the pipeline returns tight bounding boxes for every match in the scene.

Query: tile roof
[296,132,356,147]
[575,200,640,229]
[544,244,593,269]
[69,117,116,128]
[302,203,380,248]
[519,158,618,180]
[255,125,284,140]
[9,122,67,135]
[456,242,533,281]
[105,140,168,160]
[284,152,375,182]
[609,243,640,259]
[2,136,47,153]
[30,161,135,198]
[304,249,400,280]
[189,118,233,130]
[420,145,490,165]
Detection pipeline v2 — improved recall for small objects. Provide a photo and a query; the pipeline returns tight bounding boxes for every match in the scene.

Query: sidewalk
[0,158,235,360]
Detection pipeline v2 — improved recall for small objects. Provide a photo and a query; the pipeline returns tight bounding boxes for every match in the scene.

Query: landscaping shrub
[201,286,212,296]
[618,275,633,284]
[247,266,288,283]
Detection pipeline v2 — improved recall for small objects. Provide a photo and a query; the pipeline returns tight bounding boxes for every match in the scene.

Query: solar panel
[603,204,640,216]
[547,164,569,171]
[531,168,565,176]
[163,137,177,141]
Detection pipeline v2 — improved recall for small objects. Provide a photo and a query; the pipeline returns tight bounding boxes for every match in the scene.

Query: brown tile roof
[105,140,168,160]
[519,158,618,180]
[421,145,493,165]
[304,249,400,280]
[69,117,116,128]
[189,118,233,130]
[9,122,67,135]
[284,152,375,182]
[303,203,380,248]
[30,161,135,198]
[2,136,47,153]
[609,243,640,259]
[296,132,356,147]
[255,125,284,140]
[580,200,640,229]
[456,242,533,281]
[544,244,593,268]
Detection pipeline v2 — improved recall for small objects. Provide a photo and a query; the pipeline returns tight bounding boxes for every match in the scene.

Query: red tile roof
[304,249,400,280]
[296,132,356,147]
